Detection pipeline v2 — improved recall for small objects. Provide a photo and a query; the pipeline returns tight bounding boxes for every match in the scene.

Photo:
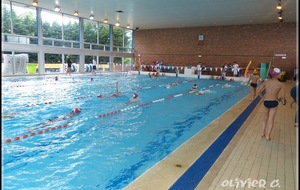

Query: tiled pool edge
[169,95,262,190]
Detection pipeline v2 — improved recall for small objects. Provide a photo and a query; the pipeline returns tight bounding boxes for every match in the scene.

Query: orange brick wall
[134,22,297,79]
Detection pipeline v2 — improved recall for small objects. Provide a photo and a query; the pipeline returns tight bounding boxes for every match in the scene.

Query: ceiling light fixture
[54,6,61,12]
[126,24,130,29]
[104,19,108,23]
[276,3,282,9]
[278,10,283,20]
[89,15,95,20]
[115,22,120,26]
[276,0,282,9]
[73,11,79,16]
[32,0,38,6]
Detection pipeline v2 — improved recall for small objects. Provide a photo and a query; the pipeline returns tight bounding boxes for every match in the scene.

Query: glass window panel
[113,26,123,46]
[2,2,11,33]
[73,42,80,48]
[83,19,97,43]
[44,53,62,73]
[63,14,79,41]
[99,56,109,64]
[85,55,94,64]
[11,2,37,36]
[54,40,63,47]
[98,23,110,45]
[124,29,133,48]
[43,39,53,46]
[42,10,62,39]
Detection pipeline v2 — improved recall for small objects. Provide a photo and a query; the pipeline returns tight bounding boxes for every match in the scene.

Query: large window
[113,26,133,52]
[124,29,133,48]
[83,19,97,44]
[113,26,123,47]
[1,3,11,33]
[63,14,79,41]
[11,2,37,36]
[2,1,133,75]
[98,23,110,45]
[83,20,111,50]
[41,10,62,39]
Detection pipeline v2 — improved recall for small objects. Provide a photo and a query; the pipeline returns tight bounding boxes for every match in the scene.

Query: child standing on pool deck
[247,69,260,101]
[256,68,286,141]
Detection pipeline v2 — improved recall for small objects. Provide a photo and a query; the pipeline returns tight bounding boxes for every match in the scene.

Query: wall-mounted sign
[198,34,205,41]
[198,34,205,45]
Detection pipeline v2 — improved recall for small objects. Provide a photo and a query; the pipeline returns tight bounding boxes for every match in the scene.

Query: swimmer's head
[133,93,138,98]
[270,68,281,78]
[253,69,258,75]
[73,108,81,113]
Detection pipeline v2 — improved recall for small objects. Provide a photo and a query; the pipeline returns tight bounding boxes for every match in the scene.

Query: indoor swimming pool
[2,73,250,189]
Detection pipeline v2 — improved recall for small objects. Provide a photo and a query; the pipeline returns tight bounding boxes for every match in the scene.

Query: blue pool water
[2,74,249,189]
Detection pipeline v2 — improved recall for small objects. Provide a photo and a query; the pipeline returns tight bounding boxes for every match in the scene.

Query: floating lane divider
[3,80,80,89]
[4,123,69,143]
[4,82,222,143]
[97,82,221,119]
[25,95,95,107]
[132,79,197,91]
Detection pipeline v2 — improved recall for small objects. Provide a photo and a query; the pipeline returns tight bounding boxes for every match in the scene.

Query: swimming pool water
[2,74,249,189]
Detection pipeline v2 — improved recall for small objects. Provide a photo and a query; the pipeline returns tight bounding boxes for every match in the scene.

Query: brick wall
[134,22,297,79]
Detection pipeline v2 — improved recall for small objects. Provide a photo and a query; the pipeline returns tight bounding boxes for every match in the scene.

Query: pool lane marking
[132,79,197,91]
[97,83,222,118]
[169,92,263,190]
[4,123,69,143]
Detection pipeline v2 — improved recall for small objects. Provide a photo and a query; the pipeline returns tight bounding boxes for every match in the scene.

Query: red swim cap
[97,94,103,98]
[133,93,138,98]
[73,108,81,113]
[270,68,281,77]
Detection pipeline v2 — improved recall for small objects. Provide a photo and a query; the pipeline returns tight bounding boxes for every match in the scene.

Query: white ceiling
[4,0,298,30]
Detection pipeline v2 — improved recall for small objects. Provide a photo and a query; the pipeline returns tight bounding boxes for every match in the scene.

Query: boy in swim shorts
[256,68,285,141]
[247,69,260,101]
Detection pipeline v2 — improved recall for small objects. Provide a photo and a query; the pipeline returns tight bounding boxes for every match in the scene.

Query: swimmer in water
[126,93,139,104]
[2,113,17,119]
[191,84,197,91]
[222,83,232,88]
[27,108,81,131]
[112,82,120,97]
